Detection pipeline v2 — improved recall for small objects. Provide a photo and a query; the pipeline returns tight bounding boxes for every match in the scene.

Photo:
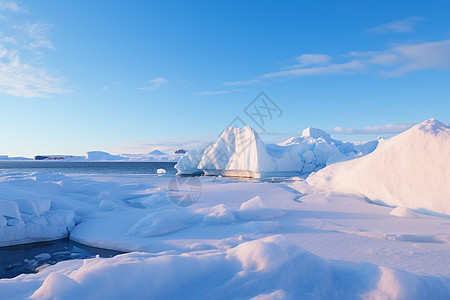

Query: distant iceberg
[87,151,126,161]
[175,125,379,178]
[0,155,32,161]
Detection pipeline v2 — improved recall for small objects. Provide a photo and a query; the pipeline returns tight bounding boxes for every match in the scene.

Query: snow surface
[0,170,449,298]
[2,235,449,300]
[176,125,379,178]
[308,119,450,215]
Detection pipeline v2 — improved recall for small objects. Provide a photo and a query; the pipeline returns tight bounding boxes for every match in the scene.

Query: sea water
[0,161,177,175]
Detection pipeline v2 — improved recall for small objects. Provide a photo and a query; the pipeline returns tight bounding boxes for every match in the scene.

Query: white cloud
[138,77,168,91]
[367,17,425,34]
[0,46,71,97]
[331,123,414,135]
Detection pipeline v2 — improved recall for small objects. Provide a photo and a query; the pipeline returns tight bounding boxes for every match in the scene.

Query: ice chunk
[35,253,51,261]
[12,196,51,216]
[196,204,235,225]
[175,149,204,175]
[0,200,22,220]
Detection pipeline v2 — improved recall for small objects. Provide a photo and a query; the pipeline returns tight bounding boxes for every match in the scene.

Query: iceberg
[175,149,204,175]
[175,125,379,178]
[307,119,450,215]
[86,151,126,161]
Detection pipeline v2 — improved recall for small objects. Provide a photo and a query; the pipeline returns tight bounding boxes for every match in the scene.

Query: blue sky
[1,0,449,157]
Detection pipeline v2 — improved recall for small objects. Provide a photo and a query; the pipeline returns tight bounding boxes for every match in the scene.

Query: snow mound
[235,196,285,221]
[308,119,450,215]
[175,125,379,178]
[390,207,417,218]
[2,236,446,300]
[195,204,236,225]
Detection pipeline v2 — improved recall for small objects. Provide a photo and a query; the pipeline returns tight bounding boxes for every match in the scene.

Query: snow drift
[308,119,450,215]
[176,125,378,178]
[2,236,448,300]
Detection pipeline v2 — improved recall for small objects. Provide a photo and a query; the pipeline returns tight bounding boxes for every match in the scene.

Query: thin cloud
[0,2,70,97]
[263,60,366,78]
[378,40,450,77]
[223,79,261,86]
[20,23,55,49]
[0,1,22,12]
[294,54,331,67]
[195,89,242,95]
[196,90,231,95]
[0,47,71,97]
[331,123,415,135]
[224,39,450,84]
[138,77,168,91]
[367,17,425,34]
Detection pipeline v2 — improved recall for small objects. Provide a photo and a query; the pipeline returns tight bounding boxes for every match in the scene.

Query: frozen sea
[0,161,176,279]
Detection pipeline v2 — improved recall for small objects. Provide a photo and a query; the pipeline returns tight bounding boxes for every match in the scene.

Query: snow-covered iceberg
[307,118,450,215]
[175,125,379,178]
